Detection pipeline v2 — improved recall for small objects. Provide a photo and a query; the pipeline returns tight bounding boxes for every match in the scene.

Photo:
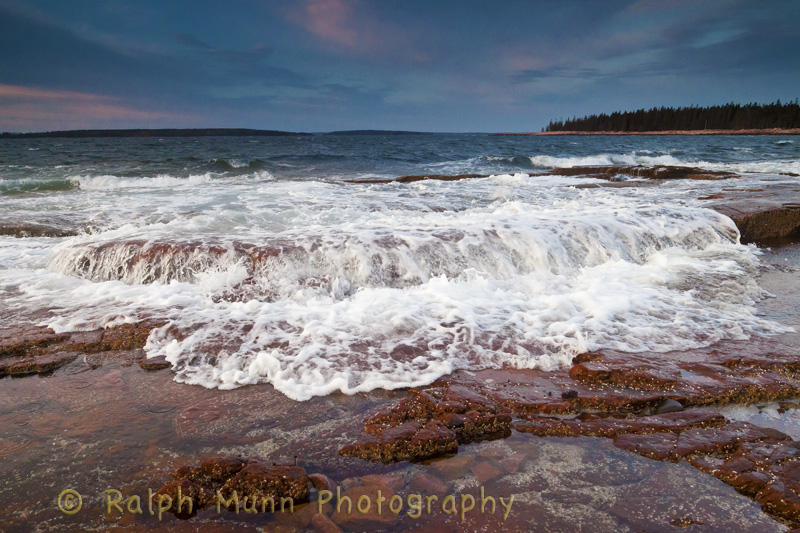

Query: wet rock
[614,432,679,461]
[726,470,775,497]
[550,165,736,181]
[757,479,800,523]
[712,203,800,244]
[408,471,448,495]
[568,360,678,391]
[0,351,79,376]
[330,484,399,530]
[152,478,213,516]
[471,461,502,484]
[274,501,327,529]
[340,420,458,463]
[655,398,684,414]
[499,453,526,474]
[360,473,405,492]
[137,355,171,371]
[670,516,705,527]
[341,384,510,463]
[312,512,343,533]
[347,173,487,185]
[100,321,162,351]
[0,222,78,238]
[478,445,507,461]
[199,456,247,484]
[673,423,791,457]
[0,327,70,357]
[58,329,104,353]
[308,473,335,492]
[155,457,309,514]
[429,454,476,480]
[515,410,726,439]
[220,462,310,505]
[171,465,194,480]
[340,341,800,526]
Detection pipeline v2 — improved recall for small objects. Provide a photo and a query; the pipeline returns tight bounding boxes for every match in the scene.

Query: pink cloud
[289,0,414,60]
[0,84,195,131]
[303,0,360,48]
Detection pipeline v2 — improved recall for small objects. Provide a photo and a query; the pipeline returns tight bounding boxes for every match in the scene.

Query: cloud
[288,0,415,61]
[302,0,361,49]
[0,84,194,131]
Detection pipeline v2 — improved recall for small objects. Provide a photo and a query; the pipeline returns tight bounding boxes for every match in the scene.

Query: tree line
[545,100,800,132]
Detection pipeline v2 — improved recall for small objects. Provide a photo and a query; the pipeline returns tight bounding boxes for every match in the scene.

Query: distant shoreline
[0,128,433,139]
[0,128,312,139]
[497,128,800,136]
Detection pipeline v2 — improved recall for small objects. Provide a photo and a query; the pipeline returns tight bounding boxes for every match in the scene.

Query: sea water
[1,134,797,400]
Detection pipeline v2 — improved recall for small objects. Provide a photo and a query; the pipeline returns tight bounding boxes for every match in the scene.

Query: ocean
[1,133,798,401]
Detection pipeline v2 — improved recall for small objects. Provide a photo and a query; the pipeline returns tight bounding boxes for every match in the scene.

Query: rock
[360,473,405,492]
[220,462,310,505]
[429,454,476,480]
[673,423,790,458]
[312,513,343,533]
[655,399,684,414]
[478,445,507,461]
[155,457,308,515]
[728,470,775,497]
[614,432,679,461]
[408,471,448,495]
[152,478,212,516]
[0,327,70,357]
[568,361,678,391]
[341,384,511,463]
[100,321,161,351]
[757,480,800,523]
[0,222,77,238]
[274,501,328,529]
[331,484,399,530]
[471,461,502,484]
[499,454,526,474]
[138,355,171,370]
[550,165,736,181]
[308,473,335,492]
[0,351,78,376]
[340,420,458,463]
[199,457,247,483]
[717,204,800,244]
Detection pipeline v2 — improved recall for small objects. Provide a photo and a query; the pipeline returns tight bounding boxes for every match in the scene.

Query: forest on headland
[544,100,800,132]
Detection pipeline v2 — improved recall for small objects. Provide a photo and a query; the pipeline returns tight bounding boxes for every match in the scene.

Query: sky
[0,0,798,133]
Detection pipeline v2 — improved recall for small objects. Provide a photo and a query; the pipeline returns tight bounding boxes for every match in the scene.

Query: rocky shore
[3,167,800,531]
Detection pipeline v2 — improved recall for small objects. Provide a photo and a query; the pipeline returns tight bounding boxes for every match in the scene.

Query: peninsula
[507,101,800,136]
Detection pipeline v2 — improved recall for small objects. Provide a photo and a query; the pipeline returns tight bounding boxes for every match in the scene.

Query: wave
[205,158,271,172]
[527,152,800,176]
[34,195,790,400]
[529,152,686,168]
[69,173,217,191]
[484,155,536,168]
[49,199,739,289]
[1,178,77,195]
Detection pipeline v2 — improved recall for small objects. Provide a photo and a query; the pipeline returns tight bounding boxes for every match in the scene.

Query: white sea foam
[4,175,785,400]
[3,151,795,401]
[529,152,685,168]
[525,152,800,176]
[71,173,216,190]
